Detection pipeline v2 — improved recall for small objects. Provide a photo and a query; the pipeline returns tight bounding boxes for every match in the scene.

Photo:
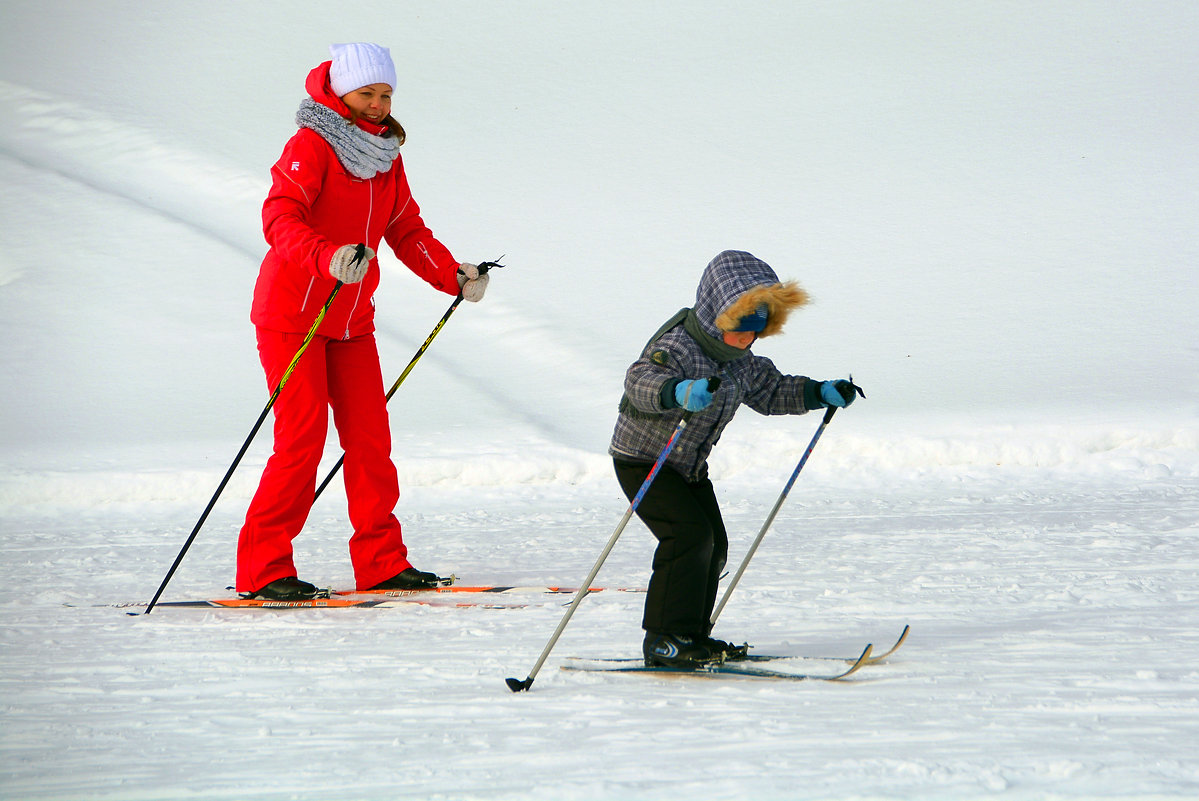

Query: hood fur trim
[714,280,809,338]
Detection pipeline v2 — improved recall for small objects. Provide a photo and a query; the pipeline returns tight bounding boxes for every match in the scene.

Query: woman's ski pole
[312,259,502,503]
[141,246,366,615]
[709,379,862,627]
[506,377,720,693]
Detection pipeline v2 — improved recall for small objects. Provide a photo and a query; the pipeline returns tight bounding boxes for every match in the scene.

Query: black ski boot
[643,632,723,669]
[706,636,750,661]
[367,567,448,591]
[244,576,323,601]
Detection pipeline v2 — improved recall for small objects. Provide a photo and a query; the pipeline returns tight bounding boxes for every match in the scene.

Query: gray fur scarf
[295,98,400,179]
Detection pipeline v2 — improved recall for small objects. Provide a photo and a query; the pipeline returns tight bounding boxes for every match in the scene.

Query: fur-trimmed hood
[693,250,808,339]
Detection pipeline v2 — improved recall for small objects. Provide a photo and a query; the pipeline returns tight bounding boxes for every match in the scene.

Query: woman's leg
[236,330,329,593]
[326,334,412,589]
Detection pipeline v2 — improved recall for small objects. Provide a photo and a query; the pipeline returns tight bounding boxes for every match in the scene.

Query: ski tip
[506,676,533,693]
[833,643,873,680]
[864,624,911,665]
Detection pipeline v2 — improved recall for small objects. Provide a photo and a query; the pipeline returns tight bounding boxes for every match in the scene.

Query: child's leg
[613,460,717,636]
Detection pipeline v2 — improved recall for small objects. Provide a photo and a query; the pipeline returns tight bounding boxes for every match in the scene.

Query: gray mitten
[456,263,489,302]
[329,244,375,284]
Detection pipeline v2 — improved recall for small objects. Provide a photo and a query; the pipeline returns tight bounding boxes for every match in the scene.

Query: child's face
[722,330,757,350]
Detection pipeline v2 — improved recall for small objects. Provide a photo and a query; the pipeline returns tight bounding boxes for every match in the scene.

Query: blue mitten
[673,379,714,411]
[820,380,858,408]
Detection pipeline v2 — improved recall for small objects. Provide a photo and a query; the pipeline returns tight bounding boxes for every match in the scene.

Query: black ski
[562,644,873,682]
[569,625,909,668]
[741,624,910,666]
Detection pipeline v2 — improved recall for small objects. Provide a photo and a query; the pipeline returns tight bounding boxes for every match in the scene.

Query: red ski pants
[236,329,412,593]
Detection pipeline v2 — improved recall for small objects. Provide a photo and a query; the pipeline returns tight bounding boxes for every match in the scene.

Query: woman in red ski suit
[237,43,489,600]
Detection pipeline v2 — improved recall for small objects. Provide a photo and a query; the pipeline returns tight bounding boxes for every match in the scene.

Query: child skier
[610,250,859,668]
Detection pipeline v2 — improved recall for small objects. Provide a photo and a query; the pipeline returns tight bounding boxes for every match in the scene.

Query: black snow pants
[613,458,728,637]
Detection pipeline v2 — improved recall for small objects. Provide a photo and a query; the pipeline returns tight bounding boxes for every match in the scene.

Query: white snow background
[2,2,1198,799]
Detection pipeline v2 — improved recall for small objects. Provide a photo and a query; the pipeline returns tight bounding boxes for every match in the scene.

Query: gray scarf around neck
[295,98,400,179]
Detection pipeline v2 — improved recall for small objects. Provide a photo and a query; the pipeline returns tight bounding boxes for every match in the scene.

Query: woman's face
[341,83,393,123]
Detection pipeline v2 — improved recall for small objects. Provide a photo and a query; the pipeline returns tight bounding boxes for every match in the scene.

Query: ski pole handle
[476,256,505,275]
[837,375,865,404]
[822,375,864,423]
[678,376,722,418]
[456,256,504,300]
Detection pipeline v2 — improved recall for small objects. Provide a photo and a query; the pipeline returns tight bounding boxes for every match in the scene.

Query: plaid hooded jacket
[609,251,819,482]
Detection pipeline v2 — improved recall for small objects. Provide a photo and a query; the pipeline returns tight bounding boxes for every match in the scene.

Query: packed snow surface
[2,2,1197,799]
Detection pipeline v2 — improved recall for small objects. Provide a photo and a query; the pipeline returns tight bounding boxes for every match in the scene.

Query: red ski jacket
[250,61,460,340]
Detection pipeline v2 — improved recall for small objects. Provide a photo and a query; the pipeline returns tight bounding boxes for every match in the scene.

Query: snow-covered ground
[2,3,1198,799]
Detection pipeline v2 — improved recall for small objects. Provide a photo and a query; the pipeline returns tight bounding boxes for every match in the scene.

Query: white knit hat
[329,42,397,96]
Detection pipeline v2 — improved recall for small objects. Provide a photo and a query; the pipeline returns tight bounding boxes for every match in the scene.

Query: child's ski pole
[506,377,720,692]
[710,378,862,627]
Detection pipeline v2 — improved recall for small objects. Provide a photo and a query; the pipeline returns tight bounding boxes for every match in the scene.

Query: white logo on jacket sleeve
[290,161,301,171]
